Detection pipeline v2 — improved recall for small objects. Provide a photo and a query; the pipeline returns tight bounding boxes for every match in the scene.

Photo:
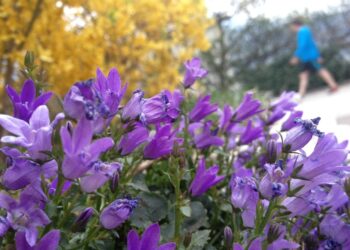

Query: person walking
[289,18,339,97]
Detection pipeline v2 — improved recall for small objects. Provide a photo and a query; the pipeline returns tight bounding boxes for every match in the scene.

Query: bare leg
[318,68,338,91]
[298,71,309,97]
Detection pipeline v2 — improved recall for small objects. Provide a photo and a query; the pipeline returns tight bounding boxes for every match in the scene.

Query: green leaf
[180,206,192,217]
[130,192,168,228]
[188,230,211,248]
[183,201,208,233]
[128,174,149,192]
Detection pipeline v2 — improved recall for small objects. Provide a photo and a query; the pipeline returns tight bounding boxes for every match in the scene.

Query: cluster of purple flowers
[0,57,349,249]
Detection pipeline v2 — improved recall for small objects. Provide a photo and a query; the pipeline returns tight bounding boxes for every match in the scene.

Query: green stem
[232,208,240,242]
[174,165,182,245]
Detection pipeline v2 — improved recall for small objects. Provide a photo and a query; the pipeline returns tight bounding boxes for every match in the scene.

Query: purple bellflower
[15,229,60,250]
[100,197,138,229]
[64,68,127,133]
[6,79,52,122]
[230,168,259,227]
[189,158,225,196]
[283,185,348,217]
[270,92,298,111]
[80,161,122,193]
[320,214,350,249]
[0,147,57,190]
[259,160,289,199]
[121,90,144,122]
[231,92,263,123]
[189,95,218,122]
[117,123,149,156]
[162,89,184,122]
[284,117,324,151]
[239,120,263,145]
[267,92,298,125]
[297,133,348,180]
[233,238,262,250]
[0,192,50,246]
[189,121,224,149]
[281,110,303,131]
[0,105,64,159]
[183,57,208,88]
[144,124,182,159]
[219,104,234,133]
[140,92,169,125]
[233,225,299,250]
[60,118,114,179]
[283,134,349,216]
[286,133,349,198]
[48,178,72,196]
[127,223,176,250]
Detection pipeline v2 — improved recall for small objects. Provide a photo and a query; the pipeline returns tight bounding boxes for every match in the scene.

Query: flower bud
[284,117,324,152]
[344,178,350,198]
[100,197,138,229]
[267,225,282,243]
[183,233,192,248]
[266,140,277,163]
[72,207,94,232]
[109,171,120,193]
[224,226,233,249]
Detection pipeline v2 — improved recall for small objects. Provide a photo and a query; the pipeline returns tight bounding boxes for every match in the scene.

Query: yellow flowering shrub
[0,0,212,96]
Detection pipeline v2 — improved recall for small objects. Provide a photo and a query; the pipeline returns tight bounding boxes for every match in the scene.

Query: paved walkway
[298,82,350,144]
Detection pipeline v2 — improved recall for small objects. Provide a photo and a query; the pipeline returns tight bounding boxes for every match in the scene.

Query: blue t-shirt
[294,26,320,62]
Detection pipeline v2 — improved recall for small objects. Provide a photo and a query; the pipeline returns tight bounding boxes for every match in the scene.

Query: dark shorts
[300,61,322,73]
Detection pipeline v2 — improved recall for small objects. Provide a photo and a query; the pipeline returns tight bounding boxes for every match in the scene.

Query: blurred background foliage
[203,6,350,96]
[0,0,212,96]
[1,0,350,102]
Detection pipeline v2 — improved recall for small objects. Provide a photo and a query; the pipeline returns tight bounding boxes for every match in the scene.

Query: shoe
[329,85,339,93]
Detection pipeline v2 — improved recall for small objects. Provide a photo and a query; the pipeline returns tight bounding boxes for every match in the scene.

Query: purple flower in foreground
[189,95,218,122]
[80,161,122,192]
[189,158,224,196]
[284,117,324,151]
[230,168,258,227]
[183,57,208,88]
[163,89,184,122]
[260,160,288,199]
[117,123,149,156]
[6,79,52,122]
[127,223,176,250]
[100,197,138,229]
[60,118,114,179]
[234,238,262,250]
[0,105,64,159]
[270,91,298,111]
[233,225,299,250]
[140,93,169,125]
[189,121,224,149]
[0,147,57,190]
[320,214,350,248]
[64,68,127,133]
[298,133,348,180]
[15,229,60,250]
[122,90,144,122]
[48,178,72,195]
[232,92,263,123]
[144,124,182,159]
[219,104,234,133]
[281,110,303,131]
[266,92,298,125]
[0,192,50,246]
[239,120,263,145]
